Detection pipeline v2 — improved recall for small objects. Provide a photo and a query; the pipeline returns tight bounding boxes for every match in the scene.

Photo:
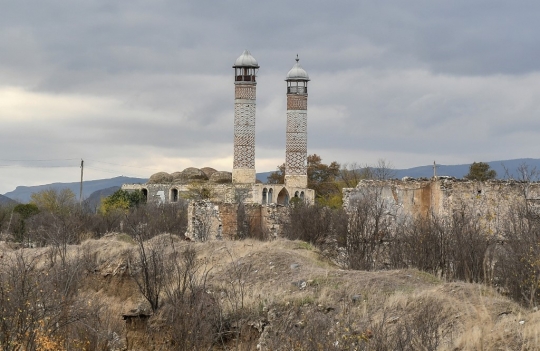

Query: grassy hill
[1,236,537,350]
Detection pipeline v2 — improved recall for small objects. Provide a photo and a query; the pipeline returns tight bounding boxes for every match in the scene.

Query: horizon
[4,157,540,196]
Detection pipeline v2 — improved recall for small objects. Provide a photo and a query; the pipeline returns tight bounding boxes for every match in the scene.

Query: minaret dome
[286,55,310,94]
[233,50,259,83]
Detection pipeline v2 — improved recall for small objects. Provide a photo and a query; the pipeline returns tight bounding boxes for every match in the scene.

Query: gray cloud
[1,0,540,193]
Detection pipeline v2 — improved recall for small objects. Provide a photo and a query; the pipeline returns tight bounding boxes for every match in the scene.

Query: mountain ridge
[3,176,147,203]
[4,158,540,203]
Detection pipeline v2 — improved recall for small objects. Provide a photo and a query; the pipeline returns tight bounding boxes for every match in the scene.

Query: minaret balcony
[287,86,307,94]
[235,75,257,82]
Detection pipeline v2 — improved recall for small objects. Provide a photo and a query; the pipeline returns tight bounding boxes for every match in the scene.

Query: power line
[0,164,76,168]
[0,158,79,162]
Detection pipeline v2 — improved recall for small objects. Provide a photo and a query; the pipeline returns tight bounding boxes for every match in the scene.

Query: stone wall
[122,179,314,241]
[343,177,540,235]
[122,182,314,206]
[185,201,289,241]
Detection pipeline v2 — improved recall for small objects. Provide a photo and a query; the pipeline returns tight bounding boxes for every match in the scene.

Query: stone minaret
[285,56,309,188]
[232,50,259,184]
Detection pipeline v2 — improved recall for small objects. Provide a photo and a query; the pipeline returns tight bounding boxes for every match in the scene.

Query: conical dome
[286,56,310,81]
[233,50,259,68]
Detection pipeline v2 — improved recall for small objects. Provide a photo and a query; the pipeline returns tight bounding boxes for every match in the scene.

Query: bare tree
[126,207,166,312]
[347,186,394,270]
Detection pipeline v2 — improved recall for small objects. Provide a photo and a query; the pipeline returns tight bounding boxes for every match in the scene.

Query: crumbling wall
[343,177,540,235]
[185,200,223,241]
[184,201,290,241]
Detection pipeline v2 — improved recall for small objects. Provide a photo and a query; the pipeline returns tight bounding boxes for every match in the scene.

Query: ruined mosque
[123,50,314,239]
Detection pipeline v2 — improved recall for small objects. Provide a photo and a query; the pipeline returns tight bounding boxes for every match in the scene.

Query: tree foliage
[267,154,341,205]
[267,163,285,184]
[465,162,497,181]
[99,189,146,214]
[13,203,39,219]
[31,188,76,214]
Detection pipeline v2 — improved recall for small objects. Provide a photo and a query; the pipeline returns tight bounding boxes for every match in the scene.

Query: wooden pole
[80,159,84,205]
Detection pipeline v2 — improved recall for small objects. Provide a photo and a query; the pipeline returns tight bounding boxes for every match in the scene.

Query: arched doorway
[142,188,148,202]
[277,188,289,205]
[171,188,179,202]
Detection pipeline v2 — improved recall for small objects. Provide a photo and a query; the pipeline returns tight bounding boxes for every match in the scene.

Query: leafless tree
[126,207,166,312]
[347,186,394,270]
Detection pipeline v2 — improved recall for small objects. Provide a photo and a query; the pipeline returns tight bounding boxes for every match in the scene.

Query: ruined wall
[122,182,315,206]
[343,177,540,235]
[123,181,314,241]
[184,201,290,241]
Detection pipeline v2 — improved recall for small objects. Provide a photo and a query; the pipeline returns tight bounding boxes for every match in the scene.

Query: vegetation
[0,164,539,349]
[99,189,146,214]
[465,161,497,181]
[268,155,395,207]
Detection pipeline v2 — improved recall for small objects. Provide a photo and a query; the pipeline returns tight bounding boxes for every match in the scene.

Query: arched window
[294,191,299,197]
[262,188,268,204]
[268,188,273,204]
[300,191,305,200]
[277,188,289,205]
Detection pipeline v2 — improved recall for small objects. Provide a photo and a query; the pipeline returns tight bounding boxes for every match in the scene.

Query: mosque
[122,51,315,239]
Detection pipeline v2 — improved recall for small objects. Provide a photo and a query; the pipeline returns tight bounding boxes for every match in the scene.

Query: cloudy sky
[1,0,540,194]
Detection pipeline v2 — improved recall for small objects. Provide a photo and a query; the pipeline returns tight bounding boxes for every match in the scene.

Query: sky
[1,0,540,194]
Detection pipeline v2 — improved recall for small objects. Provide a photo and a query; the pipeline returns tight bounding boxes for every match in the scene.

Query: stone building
[122,51,315,240]
[343,177,540,235]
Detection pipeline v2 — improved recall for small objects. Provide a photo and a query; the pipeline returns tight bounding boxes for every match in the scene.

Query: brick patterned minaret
[285,56,309,188]
[232,50,259,184]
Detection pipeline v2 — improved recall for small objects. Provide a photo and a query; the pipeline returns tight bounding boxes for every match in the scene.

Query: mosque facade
[122,51,315,239]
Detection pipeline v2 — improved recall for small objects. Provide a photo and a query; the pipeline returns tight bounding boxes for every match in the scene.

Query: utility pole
[80,159,84,205]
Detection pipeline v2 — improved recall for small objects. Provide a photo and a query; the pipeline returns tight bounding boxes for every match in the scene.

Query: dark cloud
[1,1,540,193]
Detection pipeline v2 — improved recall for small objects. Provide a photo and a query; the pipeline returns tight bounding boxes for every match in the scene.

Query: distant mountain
[257,158,540,182]
[394,158,540,179]
[5,159,540,204]
[3,176,147,203]
[84,186,121,212]
[0,194,16,206]
[256,172,273,183]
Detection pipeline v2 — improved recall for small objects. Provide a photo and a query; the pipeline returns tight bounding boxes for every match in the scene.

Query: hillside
[0,194,16,206]
[394,158,540,179]
[3,176,147,203]
[1,236,538,350]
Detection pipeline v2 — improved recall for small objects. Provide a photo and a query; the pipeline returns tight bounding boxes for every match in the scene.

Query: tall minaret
[232,50,259,184]
[285,55,309,188]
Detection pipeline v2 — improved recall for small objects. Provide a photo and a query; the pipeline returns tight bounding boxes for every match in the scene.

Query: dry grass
[1,236,538,350]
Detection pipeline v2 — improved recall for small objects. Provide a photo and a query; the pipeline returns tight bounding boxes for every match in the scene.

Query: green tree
[465,162,497,181]
[267,163,285,184]
[267,154,341,205]
[12,203,40,242]
[307,154,341,199]
[99,189,146,214]
[31,188,76,214]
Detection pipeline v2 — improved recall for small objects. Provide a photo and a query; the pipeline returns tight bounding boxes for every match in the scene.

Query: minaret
[285,55,309,188]
[232,50,259,184]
